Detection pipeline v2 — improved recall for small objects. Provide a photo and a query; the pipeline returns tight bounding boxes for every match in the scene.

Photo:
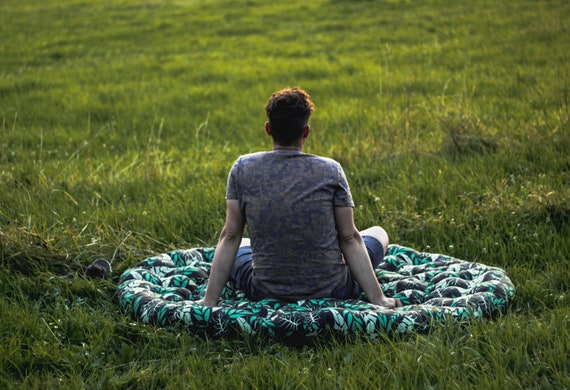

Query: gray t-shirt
[226,149,355,301]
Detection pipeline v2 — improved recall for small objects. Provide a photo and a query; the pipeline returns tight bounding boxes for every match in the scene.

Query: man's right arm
[334,206,400,308]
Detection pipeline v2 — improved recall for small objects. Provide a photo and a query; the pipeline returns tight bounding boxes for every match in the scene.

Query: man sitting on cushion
[197,87,401,308]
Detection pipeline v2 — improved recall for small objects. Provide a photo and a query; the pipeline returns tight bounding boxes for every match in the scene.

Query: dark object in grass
[440,111,498,156]
[546,203,570,232]
[85,258,112,279]
[446,132,498,155]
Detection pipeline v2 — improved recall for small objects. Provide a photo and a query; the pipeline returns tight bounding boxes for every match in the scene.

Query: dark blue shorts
[230,235,385,301]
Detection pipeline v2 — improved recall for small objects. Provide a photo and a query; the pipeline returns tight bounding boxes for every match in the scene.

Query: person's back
[227,150,354,300]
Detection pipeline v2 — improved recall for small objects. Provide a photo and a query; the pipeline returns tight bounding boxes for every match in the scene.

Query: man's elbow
[338,230,362,246]
[219,227,243,244]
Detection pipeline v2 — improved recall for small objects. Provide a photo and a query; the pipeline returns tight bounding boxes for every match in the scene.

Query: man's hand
[370,297,403,308]
[195,297,218,308]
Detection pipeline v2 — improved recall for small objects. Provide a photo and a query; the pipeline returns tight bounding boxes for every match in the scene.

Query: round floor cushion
[117,245,515,341]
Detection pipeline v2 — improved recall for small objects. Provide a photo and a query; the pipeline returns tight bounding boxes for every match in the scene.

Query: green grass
[1,0,569,388]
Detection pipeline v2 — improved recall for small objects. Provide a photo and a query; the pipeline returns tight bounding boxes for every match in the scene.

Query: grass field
[1,0,569,388]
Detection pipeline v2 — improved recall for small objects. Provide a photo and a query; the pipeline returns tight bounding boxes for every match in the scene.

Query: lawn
[1,0,569,388]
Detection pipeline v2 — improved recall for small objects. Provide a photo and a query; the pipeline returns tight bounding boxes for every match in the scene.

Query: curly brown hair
[265,87,315,146]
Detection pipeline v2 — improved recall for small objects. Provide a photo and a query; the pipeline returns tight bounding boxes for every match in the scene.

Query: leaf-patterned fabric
[117,245,515,341]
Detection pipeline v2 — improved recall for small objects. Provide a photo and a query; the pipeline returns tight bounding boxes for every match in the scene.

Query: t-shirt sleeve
[225,158,240,200]
[333,163,355,207]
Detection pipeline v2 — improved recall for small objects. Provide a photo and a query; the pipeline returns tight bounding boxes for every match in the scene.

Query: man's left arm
[197,199,244,307]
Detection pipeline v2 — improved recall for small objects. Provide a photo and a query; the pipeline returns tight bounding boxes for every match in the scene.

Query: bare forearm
[201,233,242,306]
[339,233,386,305]
[334,207,400,308]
